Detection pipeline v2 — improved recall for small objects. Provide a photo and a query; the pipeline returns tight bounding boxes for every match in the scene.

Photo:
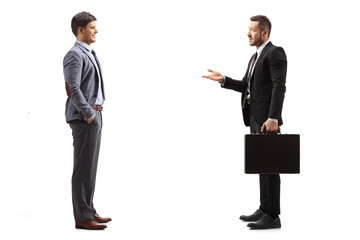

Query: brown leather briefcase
[244,134,300,174]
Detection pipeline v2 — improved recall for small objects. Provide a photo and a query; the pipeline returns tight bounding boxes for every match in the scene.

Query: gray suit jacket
[63,42,102,122]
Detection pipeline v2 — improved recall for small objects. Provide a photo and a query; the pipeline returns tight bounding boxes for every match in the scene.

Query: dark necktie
[242,52,258,108]
[91,50,106,100]
[247,52,258,81]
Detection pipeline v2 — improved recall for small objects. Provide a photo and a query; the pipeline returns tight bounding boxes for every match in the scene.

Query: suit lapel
[74,42,98,71]
[251,41,273,75]
[74,42,106,100]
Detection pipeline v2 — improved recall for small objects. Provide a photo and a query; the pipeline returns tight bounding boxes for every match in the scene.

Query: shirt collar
[76,40,92,52]
[256,40,270,55]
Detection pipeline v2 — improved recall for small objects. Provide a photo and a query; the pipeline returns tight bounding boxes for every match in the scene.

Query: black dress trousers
[249,110,280,218]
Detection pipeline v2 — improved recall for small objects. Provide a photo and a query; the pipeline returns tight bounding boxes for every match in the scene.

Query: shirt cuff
[268,118,278,123]
[220,75,226,86]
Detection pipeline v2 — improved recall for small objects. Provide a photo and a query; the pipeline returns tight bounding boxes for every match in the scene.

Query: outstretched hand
[202,69,224,82]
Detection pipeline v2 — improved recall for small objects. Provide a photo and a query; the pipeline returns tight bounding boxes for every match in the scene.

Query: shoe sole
[95,220,112,223]
[240,218,263,222]
[249,225,281,230]
[75,225,106,230]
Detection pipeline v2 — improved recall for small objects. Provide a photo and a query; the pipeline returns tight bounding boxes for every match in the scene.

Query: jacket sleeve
[268,47,287,120]
[221,75,246,92]
[221,56,253,92]
[63,50,95,121]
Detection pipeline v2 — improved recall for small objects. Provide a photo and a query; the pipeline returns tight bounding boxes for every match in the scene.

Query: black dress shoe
[239,209,265,222]
[247,214,281,229]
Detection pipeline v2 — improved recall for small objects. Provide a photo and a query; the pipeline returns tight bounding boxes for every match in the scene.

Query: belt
[93,105,103,111]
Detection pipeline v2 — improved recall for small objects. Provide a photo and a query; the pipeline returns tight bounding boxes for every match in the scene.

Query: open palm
[202,69,224,82]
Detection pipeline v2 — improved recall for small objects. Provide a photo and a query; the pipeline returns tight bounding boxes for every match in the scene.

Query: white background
[1,0,359,239]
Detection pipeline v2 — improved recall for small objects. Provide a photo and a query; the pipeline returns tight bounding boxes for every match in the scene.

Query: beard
[250,37,262,47]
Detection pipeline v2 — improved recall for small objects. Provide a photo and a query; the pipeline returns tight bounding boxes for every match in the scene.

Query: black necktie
[247,52,258,81]
[242,52,258,108]
[91,50,106,100]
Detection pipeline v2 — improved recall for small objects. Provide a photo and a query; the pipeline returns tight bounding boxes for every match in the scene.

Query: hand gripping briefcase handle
[260,126,280,135]
[244,133,300,174]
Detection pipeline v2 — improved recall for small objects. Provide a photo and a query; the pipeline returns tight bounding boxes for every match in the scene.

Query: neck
[256,38,269,49]
[76,37,91,46]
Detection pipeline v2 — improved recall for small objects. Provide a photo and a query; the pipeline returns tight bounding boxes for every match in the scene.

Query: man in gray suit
[63,11,111,230]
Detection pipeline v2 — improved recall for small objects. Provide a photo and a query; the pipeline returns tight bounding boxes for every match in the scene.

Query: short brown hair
[250,15,272,37]
[71,11,97,36]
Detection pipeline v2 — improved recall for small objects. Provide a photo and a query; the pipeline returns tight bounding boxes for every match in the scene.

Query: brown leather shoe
[94,213,112,223]
[75,219,107,230]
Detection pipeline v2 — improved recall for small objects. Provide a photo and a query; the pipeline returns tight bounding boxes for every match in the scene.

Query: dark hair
[250,15,272,37]
[71,11,97,36]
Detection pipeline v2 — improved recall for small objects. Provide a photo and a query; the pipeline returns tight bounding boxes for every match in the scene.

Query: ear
[262,29,269,38]
[77,26,84,35]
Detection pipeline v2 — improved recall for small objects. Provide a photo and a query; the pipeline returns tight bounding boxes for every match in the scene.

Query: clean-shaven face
[81,21,98,45]
[247,21,263,48]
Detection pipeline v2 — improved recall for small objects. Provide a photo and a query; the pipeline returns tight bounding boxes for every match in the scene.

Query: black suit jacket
[222,42,287,127]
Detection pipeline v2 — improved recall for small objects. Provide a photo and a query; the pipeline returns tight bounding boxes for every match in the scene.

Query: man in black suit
[202,15,287,229]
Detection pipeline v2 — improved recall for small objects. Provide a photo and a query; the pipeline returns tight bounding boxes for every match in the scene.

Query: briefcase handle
[261,126,280,135]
